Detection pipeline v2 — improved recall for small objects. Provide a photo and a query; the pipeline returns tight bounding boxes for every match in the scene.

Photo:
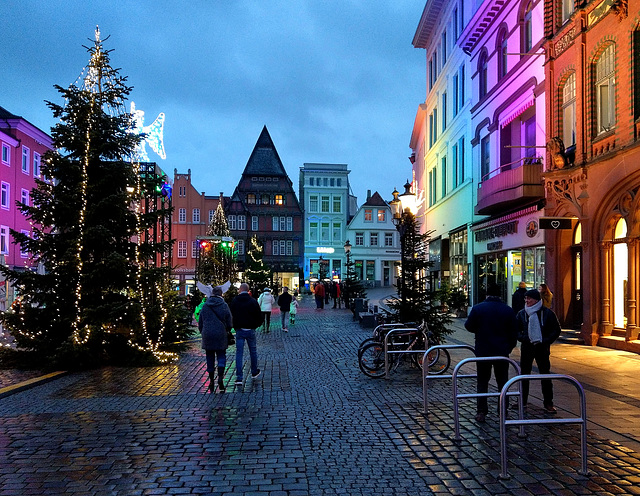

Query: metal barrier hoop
[383,328,422,379]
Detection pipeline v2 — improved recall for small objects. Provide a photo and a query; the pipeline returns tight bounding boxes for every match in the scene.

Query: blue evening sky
[0,0,425,205]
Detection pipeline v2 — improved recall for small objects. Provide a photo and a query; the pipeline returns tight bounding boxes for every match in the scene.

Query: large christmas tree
[0,28,183,368]
[244,236,271,296]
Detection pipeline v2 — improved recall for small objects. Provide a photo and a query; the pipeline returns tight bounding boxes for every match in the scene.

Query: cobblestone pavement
[1,296,640,495]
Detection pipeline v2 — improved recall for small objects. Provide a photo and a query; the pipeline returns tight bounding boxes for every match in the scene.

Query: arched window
[497,27,508,80]
[478,50,488,98]
[573,221,582,245]
[522,1,533,53]
[561,73,576,147]
[595,44,616,134]
[614,217,627,239]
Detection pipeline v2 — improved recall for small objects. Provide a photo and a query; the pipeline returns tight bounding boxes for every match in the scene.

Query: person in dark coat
[229,283,264,386]
[465,284,519,423]
[511,281,528,314]
[198,286,233,393]
[516,288,562,413]
[277,286,293,332]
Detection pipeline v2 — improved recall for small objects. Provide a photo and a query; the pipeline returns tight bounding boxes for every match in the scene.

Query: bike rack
[383,328,423,379]
[422,344,476,415]
[452,356,524,441]
[498,374,588,479]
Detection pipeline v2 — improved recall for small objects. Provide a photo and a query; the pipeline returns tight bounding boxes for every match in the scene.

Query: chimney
[366,190,371,201]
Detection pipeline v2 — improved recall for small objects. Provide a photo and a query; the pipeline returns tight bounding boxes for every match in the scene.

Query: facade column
[600,241,613,335]
[626,238,639,341]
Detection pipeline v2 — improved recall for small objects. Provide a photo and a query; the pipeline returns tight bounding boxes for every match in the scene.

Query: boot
[217,366,226,392]
[208,372,216,392]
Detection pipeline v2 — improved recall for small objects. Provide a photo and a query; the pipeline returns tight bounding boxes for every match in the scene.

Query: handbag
[227,329,235,345]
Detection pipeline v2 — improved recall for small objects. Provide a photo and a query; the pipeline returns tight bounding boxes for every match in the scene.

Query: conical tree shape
[245,235,271,296]
[198,203,237,286]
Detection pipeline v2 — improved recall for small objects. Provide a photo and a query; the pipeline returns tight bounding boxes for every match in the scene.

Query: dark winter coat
[516,306,561,345]
[464,296,518,357]
[511,287,527,314]
[198,296,233,350]
[277,292,293,312]
[229,292,263,330]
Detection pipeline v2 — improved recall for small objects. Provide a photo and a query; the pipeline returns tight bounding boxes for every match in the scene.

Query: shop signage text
[540,217,572,230]
[487,241,503,251]
[316,247,335,254]
[474,220,518,242]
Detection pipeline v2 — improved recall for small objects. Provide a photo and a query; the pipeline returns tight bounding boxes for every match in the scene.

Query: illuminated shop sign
[474,221,518,242]
[316,247,335,254]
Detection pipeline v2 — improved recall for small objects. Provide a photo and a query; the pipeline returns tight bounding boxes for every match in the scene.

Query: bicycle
[358,322,450,378]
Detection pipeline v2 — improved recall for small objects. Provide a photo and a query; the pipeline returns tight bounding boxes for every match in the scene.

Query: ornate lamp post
[390,181,417,320]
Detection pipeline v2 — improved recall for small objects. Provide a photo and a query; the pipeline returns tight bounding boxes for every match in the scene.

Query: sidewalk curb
[0,371,68,399]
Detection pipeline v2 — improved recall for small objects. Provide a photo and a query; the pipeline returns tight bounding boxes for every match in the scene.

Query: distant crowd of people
[313,280,344,310]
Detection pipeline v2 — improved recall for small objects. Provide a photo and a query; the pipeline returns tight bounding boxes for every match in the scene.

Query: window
[441,157,447,197]
[337,178,342,187]
[429,56,434,90]
[442,31,447,65]
[178,208,186,223]
[228,215,237,230]
[261,194,270,205]
[237,239,245,255]
[498,28,508,80]
[21,189,29,207]
[479,50,488,98]
[192,241,199,259]
[385,232,394,247]
[286,216,293,231]
[330,178,335,187]
[0,226,8,254]
[275,194,284,205]
[332,222,341,241]
[332,196,341,213]
[595,45,616,134]
[1,143,9,165]
[21,146,29,174]
[309,177,314,186]
[192,208,200,223]
[355,232,364,246]
[177,241,187,258]
[252,215,259,231]
[481,135,491,180]
[238,215,246,230]
[247,193,256,204]
[453,7,459,40]
[433,108,438,142]
[321,222,330,242]
[1,182,9,210]
[562,73,576,147]
[321,196,330,212]
[458,137,465,183]
[453,74,459,117]
[286,240,292,256]
[33,152,41,177]
[323,178,328,186]
[272,240,279,256]
[364,209,373,222]
[429,112,435,148]
[280,216,286,231]
[310,195,318,212]
[452,143,459,189]
[20,229,29,258]
[209,209,215,223]
[366,260,375,281]
[634,30,640,121]
[460,64,465,108]
[377,209,386,222]
[523,1,533,53]
[430,167,437,205]
[370,232,378,246]
[272,216,279,231]
[442,93,447,132]
[309,222,318,241]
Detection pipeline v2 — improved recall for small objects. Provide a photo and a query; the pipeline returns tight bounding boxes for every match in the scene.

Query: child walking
[290,298,299,325]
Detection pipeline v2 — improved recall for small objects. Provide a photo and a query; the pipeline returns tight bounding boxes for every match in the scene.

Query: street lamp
[343,239,352,308]
[391,181,417,321]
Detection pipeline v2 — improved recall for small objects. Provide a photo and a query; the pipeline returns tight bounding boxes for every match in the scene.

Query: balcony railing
[476,159,544,215]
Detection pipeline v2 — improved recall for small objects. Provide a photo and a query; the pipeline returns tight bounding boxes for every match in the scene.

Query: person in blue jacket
[465,284,519,423]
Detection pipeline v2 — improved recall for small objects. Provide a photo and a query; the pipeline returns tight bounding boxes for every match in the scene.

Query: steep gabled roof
[363,191,388,207]
[0,106,19,120]
[242,126,288,177]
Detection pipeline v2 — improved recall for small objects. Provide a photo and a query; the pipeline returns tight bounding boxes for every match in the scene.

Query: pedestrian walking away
[511,281,527,314]
[230,283,264,385]
[464,283,519,423]
[198,286,233,393]
[314,282,325,309]
[257,287,275,331]
[332,282,341,308]
[277,286,293,332]
[289,297,299,325]
[516,288,562,413]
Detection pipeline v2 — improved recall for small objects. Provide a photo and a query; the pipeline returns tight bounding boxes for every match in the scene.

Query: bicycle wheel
[358,342,387,378]
[427,348,450,375]
[358,338,378,358]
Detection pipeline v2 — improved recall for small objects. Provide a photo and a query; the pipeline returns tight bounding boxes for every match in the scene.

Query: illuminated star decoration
[130,101,166,161]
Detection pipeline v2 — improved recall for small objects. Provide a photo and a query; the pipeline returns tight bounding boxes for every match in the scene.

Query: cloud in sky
[1,0,426,203]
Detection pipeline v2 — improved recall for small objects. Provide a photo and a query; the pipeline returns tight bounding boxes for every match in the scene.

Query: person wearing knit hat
[515,287,562,413]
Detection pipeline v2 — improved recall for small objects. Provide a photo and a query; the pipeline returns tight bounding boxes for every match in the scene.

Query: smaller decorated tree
[245,236,271,296]
[197,204,237,286]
